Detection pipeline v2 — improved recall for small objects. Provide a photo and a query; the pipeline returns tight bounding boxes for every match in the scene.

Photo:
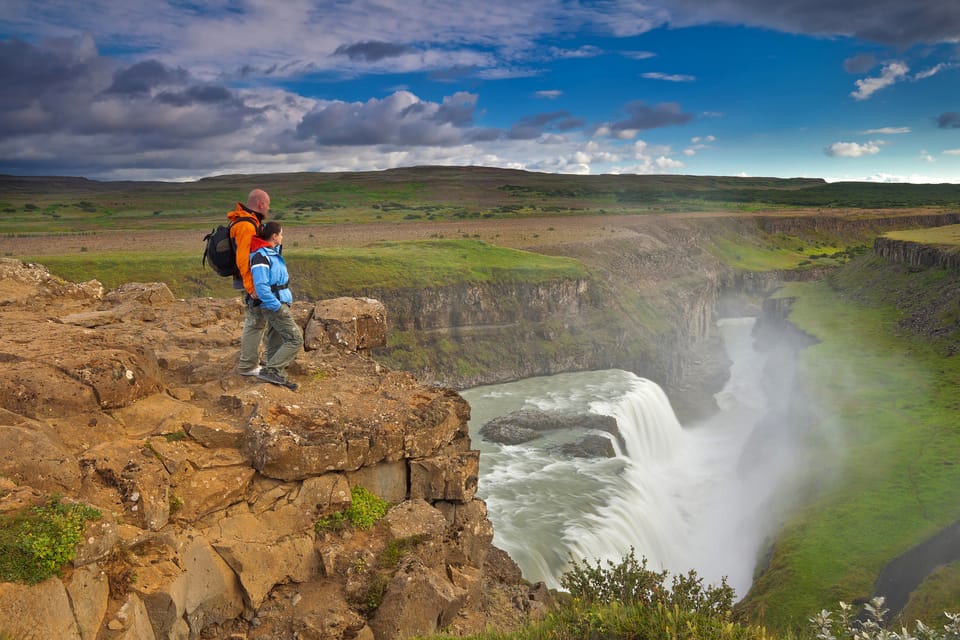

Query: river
[461,317,802,597]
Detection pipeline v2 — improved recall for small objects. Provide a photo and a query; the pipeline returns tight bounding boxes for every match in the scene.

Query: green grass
[706,235,865,271]
[25,239,590,300]
[291,239,589,294]
[3,170,958,236]
[901,562,960,626]
[0,496,102,584]
[884,223,960,249]
[738,263,960,630]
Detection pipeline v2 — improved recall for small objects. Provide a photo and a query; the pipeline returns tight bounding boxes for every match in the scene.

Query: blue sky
[1,0,958,182]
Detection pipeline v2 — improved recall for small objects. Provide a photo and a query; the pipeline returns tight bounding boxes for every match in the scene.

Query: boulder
[384,499,448,540]
[60,347,165,411]
[305,297,387,352]
[346,461,408,505]
[0,361,100,419]
[561,434,617,458]
[144,437,254,522]
[0,424,81,492]
[434,499,495,568]
[112,393,205,438]
[210,510,319,608]
[184,419,245,449]
[128,537,245,640]
[112,593,158,640]
[0,577,82,640]
[74,516,120,567]
[0,258,102,306]
[479,409,622,449]
[79,440,170,531]
[66,564,110,640]
[368,557,467,640]
[409,451,479,503]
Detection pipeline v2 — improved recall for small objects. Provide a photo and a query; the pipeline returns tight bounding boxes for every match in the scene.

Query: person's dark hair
[259,221,282,240]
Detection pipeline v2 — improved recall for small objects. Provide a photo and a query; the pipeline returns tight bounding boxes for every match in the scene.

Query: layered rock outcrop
[874,235,960,270]
[0,259,545,640]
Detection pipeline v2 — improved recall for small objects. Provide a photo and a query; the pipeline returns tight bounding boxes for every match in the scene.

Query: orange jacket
[227,203,263,295]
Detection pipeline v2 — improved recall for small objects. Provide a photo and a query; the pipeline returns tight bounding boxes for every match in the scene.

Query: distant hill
[1,167,959,236]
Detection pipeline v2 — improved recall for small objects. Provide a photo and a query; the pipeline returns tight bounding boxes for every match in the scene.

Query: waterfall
[463,318,784,596]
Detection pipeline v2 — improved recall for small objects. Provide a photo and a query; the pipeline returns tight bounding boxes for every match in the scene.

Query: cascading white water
[462,317,794,597]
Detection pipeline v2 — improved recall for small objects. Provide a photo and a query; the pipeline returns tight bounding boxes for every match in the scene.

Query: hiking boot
[257,369,298,391]
[239,366,262,377]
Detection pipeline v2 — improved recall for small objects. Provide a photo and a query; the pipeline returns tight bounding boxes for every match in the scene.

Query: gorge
[1,168,959,636]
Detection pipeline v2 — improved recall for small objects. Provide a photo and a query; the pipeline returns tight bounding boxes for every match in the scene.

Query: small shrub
[365,572,390,611]
[315,486,388,533]
[314,511,347,533]
[560,547,735,617]
[380,534,427,569]
[344,486,388,530]
[0,496,102,584]
[811,597,960,640]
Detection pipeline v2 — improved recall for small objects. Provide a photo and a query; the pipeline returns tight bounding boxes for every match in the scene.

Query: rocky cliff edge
[0,258,547,640]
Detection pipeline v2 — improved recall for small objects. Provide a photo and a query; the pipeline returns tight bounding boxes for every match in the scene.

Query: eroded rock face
[0,261,535,640]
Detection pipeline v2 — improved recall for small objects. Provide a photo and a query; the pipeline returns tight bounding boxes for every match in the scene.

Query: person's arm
[233,221,258,296]
[250,252,281,310]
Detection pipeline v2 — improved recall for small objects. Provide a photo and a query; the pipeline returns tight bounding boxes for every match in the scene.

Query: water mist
[462,317,807,597]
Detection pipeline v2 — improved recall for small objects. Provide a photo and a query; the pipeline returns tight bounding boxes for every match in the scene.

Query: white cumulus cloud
[851,62,909,100]
[824,140,884,157]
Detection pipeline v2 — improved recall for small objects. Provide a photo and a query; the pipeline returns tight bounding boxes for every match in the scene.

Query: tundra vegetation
[0,495,101,584]
[1,168,959,637]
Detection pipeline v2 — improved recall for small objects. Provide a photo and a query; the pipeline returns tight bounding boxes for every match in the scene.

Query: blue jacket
[250,245,293,311]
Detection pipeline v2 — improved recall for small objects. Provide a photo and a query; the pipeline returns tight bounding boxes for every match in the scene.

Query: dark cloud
[665,0,960,47]
[466,128,502,142]
[0,33,270,176]
[0,35,110,133]
[936,112,960,129]
[296,91,479,147]
[156,85,237,107]
[508,111,585,139]
[333,41,411,62]
[843,53,876,74]
[608,101,693,135]
[107,60,188,95]
[434,92,478,126]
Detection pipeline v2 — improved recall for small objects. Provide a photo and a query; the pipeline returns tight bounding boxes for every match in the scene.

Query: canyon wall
[874,235,960,270]
[372,214,959,417]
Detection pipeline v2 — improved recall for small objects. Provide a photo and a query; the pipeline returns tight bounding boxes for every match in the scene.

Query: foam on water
[463,318,794,596]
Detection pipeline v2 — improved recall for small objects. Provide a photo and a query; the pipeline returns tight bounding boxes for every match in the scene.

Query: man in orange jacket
[230,188,270,376]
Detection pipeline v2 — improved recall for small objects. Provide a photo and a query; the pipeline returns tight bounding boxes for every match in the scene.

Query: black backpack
[202,218,260,277]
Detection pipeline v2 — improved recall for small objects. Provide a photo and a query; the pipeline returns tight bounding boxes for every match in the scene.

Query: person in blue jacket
[248,221,303,390]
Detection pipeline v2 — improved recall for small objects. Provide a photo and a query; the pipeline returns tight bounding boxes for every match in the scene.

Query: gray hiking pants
[261,304,303,377]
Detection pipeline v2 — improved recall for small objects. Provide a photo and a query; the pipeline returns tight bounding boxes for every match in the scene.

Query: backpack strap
[228,216,261,235]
